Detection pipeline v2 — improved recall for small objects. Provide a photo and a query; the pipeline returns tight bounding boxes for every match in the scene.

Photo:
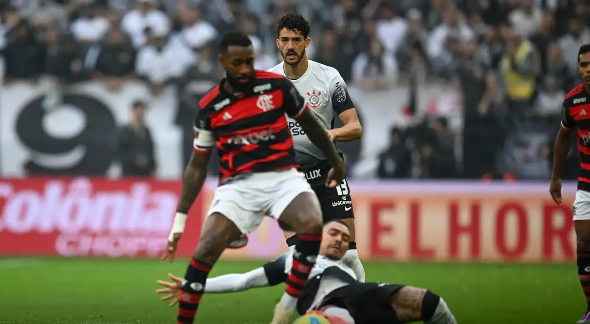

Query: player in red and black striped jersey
[161,32,345,324]
[551,44,590,324]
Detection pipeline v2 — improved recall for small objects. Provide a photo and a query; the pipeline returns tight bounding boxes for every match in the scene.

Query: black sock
[421,291,441,321]
[286,234,321,297]
[177,258,213,324]
[348,241,357,250]
[578,253,590,311]
[286,234,299,247]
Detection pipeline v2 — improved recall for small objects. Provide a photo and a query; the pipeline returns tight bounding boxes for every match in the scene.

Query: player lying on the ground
[157,221,457,324]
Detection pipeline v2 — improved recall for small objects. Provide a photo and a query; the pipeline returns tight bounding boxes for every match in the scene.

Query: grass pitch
[0,258,582,324]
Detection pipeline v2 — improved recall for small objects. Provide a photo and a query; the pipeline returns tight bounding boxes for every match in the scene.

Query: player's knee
[298,214,322,234]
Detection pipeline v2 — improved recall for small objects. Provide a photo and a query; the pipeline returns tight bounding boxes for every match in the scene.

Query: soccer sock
[423,292,457,324]
[342,242,365,282]
[284,233,321,301]
[578,253,590,311]
[286,235,298,253]
[177,258,213,324]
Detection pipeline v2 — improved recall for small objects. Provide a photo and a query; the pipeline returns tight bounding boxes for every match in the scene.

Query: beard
[283,49,305,66]
[226,74,253,92]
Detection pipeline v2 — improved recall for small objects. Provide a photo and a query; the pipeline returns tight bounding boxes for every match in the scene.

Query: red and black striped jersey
[562,84,590,191]
[192,70,307,184]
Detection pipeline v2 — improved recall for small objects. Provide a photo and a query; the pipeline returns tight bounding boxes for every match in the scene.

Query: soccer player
[161,32,345,324]
[231,12,365,282]
[550,43,590,324]
[157,221,458,324]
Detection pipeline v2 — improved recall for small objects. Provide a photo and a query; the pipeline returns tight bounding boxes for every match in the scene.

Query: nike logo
[344,207,351,211]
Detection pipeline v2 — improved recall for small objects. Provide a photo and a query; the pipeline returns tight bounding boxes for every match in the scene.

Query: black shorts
[317,283,404,324]
[302,161,354,222]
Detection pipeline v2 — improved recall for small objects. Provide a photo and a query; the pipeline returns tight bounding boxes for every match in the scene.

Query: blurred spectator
[530,11,554,73]
[544,42,577,93]
[535,76,565,117]
[1,20,45,83]
[427,6,473,60]
[351,38,398,90]
[250,35,276,70]
[313,29,354,81]
[117,100,157,177]
[500,28,541,118]
[136,26,194,96]
[92,27,137,91]
[121,0,169,48]
[396,9,428,74]
[69,3,110,45]
[0,5,21,50]
[21,0,68,31]
[176,2,218,50]
[377,127,411,179]
[558,17,590,71]
[508,0,542,37]
[375,2,407,55]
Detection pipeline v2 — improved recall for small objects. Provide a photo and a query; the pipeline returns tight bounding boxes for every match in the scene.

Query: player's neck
[283,57,309,80]
[585,84,590,95]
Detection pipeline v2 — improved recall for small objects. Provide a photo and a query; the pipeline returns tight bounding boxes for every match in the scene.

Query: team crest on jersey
[306,89,322,109]
[257,94,275,111]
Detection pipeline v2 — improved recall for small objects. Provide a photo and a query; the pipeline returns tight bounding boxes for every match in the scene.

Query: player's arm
[280,79,343,168]
[205,252,291,293]
[163,109,214,261]
[329,77,362,142]
[550,102,575,204]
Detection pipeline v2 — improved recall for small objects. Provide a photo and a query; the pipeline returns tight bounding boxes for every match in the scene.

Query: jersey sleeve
[329,74,355,114]
[193,108,215,153]
[561,102,576,130]
[280,78,307,118]
[262,252,291,286]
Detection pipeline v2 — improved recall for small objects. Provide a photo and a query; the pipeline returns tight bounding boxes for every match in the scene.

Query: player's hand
[550,179,563,204]
[156,273,183,307]
[161,233,182,263]
[326,162,345,188]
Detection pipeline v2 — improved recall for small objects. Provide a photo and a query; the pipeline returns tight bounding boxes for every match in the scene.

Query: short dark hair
[326,220,350,230]
[276,12,311,38]
[579,44,590,63]
[219,31,252,53]
[132,100,146,109]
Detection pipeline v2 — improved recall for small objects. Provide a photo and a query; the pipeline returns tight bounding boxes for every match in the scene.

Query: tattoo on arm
[391,286,427,323]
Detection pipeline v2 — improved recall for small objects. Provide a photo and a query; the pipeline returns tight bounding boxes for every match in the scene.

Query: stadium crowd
[0,0,585,180]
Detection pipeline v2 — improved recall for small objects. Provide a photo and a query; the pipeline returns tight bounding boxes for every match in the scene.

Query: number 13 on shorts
[335,179,349,196]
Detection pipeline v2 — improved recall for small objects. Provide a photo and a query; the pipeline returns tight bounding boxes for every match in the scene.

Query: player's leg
[389,286,457,324]
[177,212,242,324]
[574,191,590,323]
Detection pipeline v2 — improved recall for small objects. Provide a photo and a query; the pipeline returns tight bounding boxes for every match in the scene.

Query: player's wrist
[168,212,188,241]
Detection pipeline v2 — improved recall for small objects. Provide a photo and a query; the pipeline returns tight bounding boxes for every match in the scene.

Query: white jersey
[267,60,355,171]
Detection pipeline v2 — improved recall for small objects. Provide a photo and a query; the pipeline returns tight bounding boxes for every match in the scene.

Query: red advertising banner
[0,178,580,263]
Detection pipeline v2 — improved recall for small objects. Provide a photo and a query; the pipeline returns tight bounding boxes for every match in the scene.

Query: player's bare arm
[162,150,211,262]
[550,125,573,205]
[328,109,362,142]
[296,108,345,186]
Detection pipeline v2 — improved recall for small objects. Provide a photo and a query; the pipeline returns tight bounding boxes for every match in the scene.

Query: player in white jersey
[157,221,457,324]
[230,12,366,285]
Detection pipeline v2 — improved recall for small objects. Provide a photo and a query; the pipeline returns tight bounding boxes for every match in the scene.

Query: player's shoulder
[255,69,291,89]
[266,62,285,75]
[309,60,343,82]
[198,85,223,110]
[255,69,284,80]
[564,84,587,107]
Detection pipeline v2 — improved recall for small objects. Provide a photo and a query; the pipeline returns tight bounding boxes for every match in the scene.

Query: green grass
[0,258,583,323]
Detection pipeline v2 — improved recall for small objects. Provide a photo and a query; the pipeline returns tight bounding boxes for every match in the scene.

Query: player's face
[579,52,590,85]
[276,28,310,66]
[320,222,350,260]
[219,45,255,90]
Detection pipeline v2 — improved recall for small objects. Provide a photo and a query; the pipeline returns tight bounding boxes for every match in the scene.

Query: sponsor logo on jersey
[305,169,321,180]
[306,89,322,109]
[214,98,231,110]
[253,83,271,93]
[574,97,587,104]
[332,200,352,207]
[227,128,276,145]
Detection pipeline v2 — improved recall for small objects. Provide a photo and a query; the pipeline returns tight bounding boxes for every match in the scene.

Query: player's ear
[275,38,280,49]
[305,38,311,48]
[218,53,224,67]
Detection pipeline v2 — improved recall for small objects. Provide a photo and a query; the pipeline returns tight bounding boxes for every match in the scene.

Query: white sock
[425,298,457,324]
[342,249,365,282]
[324,307,355,323]
[289,244,296,254]
[278,292,297,309]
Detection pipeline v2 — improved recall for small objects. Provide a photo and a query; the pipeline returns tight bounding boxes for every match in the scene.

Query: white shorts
[574,190,590,221]
[206,168,316,233]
